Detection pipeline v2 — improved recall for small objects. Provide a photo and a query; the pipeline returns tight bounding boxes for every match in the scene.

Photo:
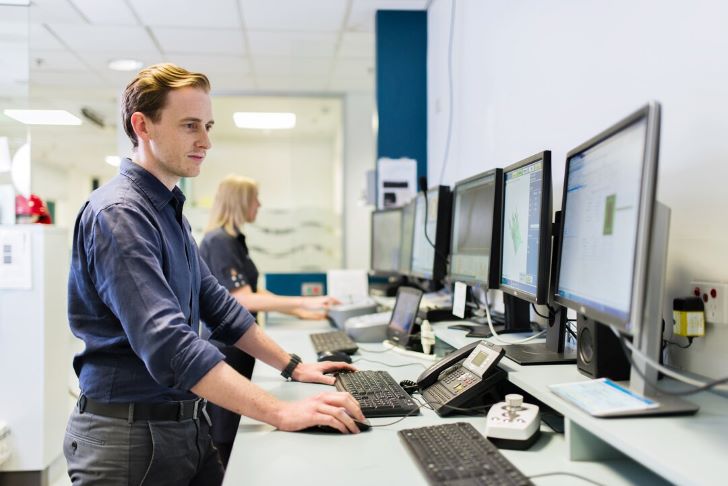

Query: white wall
[428,0,728,378]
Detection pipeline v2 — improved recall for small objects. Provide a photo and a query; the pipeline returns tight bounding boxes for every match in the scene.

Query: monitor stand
[604,202,698,417]
[504,304,576,365]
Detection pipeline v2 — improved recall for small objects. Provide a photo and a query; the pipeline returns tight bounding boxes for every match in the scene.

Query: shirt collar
[120,158,186,211]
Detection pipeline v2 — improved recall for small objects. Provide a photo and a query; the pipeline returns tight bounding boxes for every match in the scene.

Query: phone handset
[417,341,480,389]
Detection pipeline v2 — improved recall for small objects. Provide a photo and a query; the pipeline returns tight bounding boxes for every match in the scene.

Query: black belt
[78,395,210,424]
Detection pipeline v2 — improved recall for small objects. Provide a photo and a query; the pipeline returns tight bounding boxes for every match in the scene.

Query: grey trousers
[63,407,225,486]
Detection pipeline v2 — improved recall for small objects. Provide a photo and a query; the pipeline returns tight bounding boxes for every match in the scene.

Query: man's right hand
[275,391,365,434]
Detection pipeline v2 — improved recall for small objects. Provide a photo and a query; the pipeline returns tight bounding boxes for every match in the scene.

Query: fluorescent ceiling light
[3,109,82,126]
[108,59,143,71]
[233,112,296,130]
[0,1,31,5]
[105,156,121,167]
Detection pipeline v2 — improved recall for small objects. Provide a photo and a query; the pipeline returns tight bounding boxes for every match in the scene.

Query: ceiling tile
[248,31,337,57]
[254,57,331,77]
[241,0,346,32]
[208,74,257,93]
[47,23,159,53]
[347,0,427,32]
[128,0,240,29]
[164,54,250,75]
[29,0,85,24]
[338,32,373,58]
[30,70,108,89]
[153,27,244,55]
[331,58,373,79]
[256,76,326,92]
[328,76,374,92]
[30,49,87,71]
[30,24,65,50]
[70,0,138,25]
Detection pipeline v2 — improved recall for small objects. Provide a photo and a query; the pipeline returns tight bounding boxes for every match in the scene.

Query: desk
[224,318,671,486]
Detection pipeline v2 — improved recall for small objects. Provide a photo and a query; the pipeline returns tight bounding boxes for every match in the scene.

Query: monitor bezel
[370,207,404,276]
[553,103,660,334]
[386,285,425,347]
[497,151,553,305]
[447,168,504,289]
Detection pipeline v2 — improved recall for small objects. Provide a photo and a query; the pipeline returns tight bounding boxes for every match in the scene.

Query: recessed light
[108,59,143,71]
[3,109,82,126]
[105,156,121,167]
[233,112,296,130]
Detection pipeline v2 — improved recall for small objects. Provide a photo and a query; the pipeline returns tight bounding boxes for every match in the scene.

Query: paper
[453,281,467,318]
[326,269,369,304]
[0,229,32,289]
[549,378,659,416]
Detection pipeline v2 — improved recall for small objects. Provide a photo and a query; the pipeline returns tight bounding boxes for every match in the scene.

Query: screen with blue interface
[500,159,544,296]
[411,189,438,279]
[450,173,496,285]
[399,202,415,275]
[557,118,647,322]
[372,209,402,273]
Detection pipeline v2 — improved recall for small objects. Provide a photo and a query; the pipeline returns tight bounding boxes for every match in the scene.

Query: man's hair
[205,175,259,236]
[122,63,210,148]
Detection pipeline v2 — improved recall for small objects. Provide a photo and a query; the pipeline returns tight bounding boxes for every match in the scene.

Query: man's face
[144,86,214,183]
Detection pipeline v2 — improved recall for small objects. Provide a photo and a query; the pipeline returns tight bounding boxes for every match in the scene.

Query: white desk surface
[223,318,668,486]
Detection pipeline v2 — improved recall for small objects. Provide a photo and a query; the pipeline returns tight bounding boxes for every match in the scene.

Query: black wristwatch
[281,353,302,381]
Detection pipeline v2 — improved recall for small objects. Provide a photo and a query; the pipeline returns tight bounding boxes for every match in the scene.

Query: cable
[614,329,728,395]
[369,397,498,428]
[531,303,551,320]
[528,472,607,486]
[437,0,457,185]
[664,337,693,349]
[484,292,546,344]
[420,187,450,265]
[356,345,393,354]
[352,357,427,369]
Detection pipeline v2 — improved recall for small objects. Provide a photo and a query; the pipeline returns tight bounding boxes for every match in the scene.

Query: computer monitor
[499,151,552,306]
[398,200,415,275]
[448,168,503,288]
[553,102,696,415]
[386,286,424,348]
[410,186,452,287]
[370,208,402,275]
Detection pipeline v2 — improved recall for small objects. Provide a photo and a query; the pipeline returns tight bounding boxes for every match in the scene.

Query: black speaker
[576,315,630,380]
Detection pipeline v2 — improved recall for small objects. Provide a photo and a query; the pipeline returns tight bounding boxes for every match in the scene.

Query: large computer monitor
[398,200,415,276]
[370,208,402,275]
[499,151,553,306]
[553,102,696,415]
[410,186,452,287]
[448,168,503,288]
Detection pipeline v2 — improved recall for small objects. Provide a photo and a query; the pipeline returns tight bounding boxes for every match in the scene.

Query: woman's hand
[291,307,327,320]
[301,295,341,310]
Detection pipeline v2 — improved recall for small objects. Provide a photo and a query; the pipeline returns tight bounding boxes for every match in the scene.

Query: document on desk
[326,269,369,303]
[549,378,659,416]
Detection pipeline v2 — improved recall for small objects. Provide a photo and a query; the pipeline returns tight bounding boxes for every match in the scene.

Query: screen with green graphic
[500,159,544,297]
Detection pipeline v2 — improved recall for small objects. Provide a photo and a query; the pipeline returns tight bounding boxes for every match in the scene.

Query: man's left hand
[292,361,357,385]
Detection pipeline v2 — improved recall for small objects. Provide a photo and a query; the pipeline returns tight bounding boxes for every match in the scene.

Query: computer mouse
[305,418,371,434]
[317,351,352,363]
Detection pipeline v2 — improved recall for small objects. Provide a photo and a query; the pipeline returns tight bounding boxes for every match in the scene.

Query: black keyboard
[335,371,419,418]
[399,422,533,486]
[309,330,358,355]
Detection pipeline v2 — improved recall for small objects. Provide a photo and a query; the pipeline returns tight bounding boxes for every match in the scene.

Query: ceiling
[28,0,428,95]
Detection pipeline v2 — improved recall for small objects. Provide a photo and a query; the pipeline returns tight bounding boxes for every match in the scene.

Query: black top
[68,159,255,403]
[199,227,259,295]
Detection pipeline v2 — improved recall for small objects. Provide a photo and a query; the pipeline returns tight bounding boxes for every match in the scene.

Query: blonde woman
[199,174,339,466]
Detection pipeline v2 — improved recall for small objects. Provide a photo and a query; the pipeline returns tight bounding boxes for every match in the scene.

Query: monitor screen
[449,169,501,286]
[411,189,438,279]
[371,209,402,274]
[398,201,415,275]
[387,286,424,346]
[499,152,552,304]
[556,116,650,325]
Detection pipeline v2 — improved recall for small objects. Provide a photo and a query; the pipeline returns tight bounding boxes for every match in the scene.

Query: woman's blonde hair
[205,175,259,236]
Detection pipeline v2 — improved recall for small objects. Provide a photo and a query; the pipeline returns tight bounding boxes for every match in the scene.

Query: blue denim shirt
[68,159,255,403]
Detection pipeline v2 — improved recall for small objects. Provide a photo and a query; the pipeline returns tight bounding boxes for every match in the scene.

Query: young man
[64,63,364,486]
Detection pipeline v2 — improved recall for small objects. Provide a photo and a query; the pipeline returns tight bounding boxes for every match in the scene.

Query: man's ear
[130,112,152,144]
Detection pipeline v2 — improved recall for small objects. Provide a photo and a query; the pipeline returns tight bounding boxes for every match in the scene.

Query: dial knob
[505,394,523,408]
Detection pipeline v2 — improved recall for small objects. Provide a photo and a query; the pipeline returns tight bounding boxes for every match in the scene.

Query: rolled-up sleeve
[198,255,256,345]
[89,204,225,391]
